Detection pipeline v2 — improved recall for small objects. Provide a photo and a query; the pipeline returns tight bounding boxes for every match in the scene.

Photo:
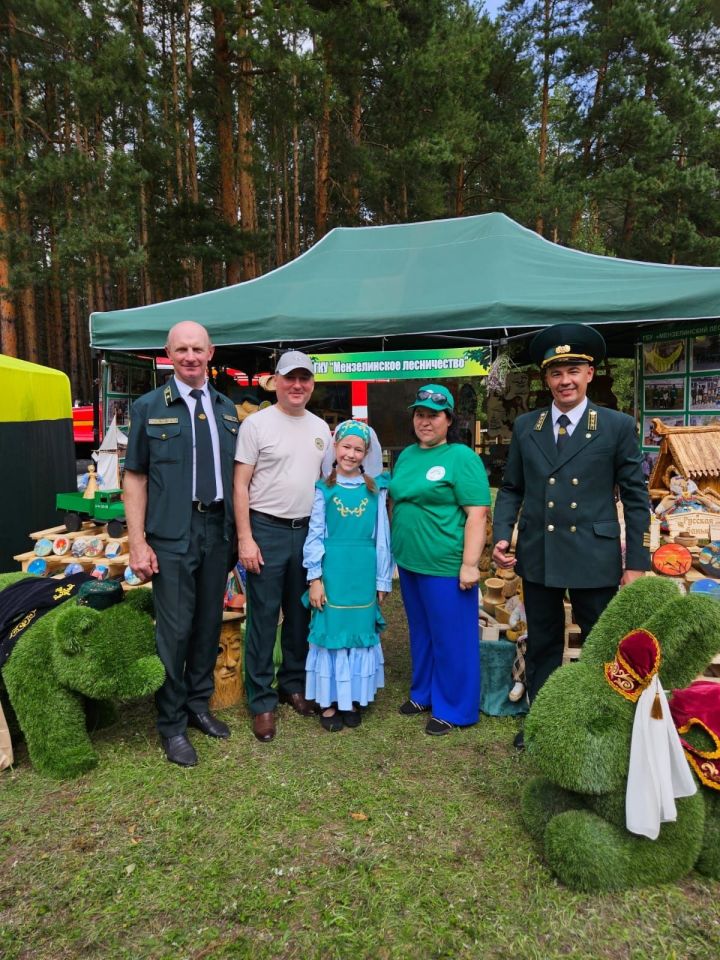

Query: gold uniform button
[548,477,556,485]
[547,524,555,532]
[161,433,167,439]
[571,478,579,486]
[570,502,577,509]
[570,525,577,533]
[548,501,555,508]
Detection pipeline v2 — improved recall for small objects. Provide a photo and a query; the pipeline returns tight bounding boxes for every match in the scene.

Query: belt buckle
[197,501,208,513]
[290,517,303,529]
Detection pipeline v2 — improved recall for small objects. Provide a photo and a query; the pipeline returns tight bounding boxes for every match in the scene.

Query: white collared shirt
[174,376,224,501]
[551,398,588,442]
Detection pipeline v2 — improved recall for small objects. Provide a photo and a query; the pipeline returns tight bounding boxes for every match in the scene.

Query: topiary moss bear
[0,572,164,779]
[521,576,720,891]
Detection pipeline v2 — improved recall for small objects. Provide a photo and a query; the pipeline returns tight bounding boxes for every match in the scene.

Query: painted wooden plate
[698,542,720,578]
[52,537,70,556]
[71,538,89,558]
[651,543,693,577]
[27,557,48,576]
[34,538,53,557]
[84,537,104,558]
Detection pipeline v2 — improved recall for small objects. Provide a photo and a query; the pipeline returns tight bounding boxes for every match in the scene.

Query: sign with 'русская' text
[309,347,489,382]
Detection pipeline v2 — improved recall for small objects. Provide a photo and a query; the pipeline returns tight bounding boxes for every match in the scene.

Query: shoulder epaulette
[534,411,548,431]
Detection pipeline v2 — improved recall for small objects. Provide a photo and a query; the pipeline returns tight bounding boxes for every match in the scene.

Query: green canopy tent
[90,213,720,361]
[0,356,76,569]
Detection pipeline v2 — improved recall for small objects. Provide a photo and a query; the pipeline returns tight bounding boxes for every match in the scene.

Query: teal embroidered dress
[303,474,391,710]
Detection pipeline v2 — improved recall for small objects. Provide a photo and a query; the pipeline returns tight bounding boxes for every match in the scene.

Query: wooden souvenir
[673,531,698,549]
[52,537,70,556]
[482,577,504,615]
[698,542,720,578]
[34,538,53,557]
[651,542,693,577]
[210,614,245,710]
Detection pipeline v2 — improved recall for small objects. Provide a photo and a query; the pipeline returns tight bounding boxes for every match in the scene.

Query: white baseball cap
[275,350,314,376]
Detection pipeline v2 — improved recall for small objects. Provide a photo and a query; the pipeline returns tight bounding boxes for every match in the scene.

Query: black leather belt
[250,510,309,529]
[193,500,224,513]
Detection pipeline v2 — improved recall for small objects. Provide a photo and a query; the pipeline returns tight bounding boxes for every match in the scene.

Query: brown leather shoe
[252,711,276,742]
[278,690,319,716]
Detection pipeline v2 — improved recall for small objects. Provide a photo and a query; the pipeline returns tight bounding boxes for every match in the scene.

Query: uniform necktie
[189,388,217,504]
[556,413,571,453]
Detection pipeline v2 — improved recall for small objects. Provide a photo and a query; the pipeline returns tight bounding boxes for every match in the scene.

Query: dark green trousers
[244,513,311,715]
[150,508,230,737]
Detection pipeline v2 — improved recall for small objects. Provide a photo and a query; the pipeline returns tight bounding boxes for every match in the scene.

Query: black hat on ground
[530,323,606,369]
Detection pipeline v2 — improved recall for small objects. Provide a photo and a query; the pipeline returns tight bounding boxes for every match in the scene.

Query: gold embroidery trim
[332,495,369,518]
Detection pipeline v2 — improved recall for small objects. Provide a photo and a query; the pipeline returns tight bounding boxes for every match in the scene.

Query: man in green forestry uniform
[124,321,239,767]
[492,324,650,748]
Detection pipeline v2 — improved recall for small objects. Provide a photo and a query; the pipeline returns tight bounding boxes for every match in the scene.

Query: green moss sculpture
[1,573,164,779]
[522,576,720,891]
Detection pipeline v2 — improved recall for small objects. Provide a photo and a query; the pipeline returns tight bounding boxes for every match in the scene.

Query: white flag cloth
[626,675,697,839]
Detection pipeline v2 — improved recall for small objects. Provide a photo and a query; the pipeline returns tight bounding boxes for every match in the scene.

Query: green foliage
[523,577,720,890]
[0,574,164,779]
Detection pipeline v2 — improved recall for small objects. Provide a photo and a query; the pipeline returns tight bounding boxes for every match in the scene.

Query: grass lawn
[2,592,719,960]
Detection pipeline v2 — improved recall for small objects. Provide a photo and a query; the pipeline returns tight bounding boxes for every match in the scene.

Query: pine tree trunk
[535,0,552,236]
[292,103,301,259]
[184,0,203,293]
[0,123,18,357]
[315,67,331,240]
[348,87,362,221]
[213,5,241,286]
[454,163,465,216]
[9,11,38,362]
[237,1,258,279]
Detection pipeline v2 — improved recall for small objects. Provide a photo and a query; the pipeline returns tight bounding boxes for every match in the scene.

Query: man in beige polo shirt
[234,351,331,741]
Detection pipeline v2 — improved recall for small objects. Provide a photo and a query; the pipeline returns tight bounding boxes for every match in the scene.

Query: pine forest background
[2,0,720,400]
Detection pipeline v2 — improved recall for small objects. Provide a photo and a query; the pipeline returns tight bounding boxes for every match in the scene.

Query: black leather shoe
[161,734,198,767]
[513,730,525,751]
[187,711,230,739]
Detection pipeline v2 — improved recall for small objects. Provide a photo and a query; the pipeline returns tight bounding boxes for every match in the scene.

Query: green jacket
[125,379,239,552]
[492,403,650,589]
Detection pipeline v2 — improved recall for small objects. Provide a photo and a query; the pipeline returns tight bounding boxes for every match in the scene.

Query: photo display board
[102,352,156,436]
[640,322,720,474]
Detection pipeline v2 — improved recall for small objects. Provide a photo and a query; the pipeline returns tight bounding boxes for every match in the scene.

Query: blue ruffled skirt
[305,643,385,711]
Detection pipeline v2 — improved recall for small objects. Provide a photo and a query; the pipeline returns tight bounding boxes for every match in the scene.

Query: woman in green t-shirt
[388,384,491,735]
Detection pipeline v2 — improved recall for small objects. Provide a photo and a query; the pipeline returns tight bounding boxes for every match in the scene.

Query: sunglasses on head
[415,389,449,406]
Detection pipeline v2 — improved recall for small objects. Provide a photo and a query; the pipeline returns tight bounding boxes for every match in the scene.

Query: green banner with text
[309,347,489,382]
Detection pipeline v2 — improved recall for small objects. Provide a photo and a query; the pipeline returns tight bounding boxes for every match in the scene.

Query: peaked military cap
[530,323,607,369]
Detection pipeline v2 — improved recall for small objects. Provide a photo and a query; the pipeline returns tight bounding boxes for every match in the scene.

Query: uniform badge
[587,409,598,431]
[198,413,207,420]
[555,345,571,355]
[148,417,179,425]
[534,411,548,431]
[163,385,173,406]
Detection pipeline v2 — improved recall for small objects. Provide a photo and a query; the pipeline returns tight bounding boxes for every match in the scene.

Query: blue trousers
[398,568,480,726]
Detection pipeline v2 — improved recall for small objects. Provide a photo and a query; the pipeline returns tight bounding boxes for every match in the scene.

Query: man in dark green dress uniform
[124,321,239,766]
[492,324,650,748]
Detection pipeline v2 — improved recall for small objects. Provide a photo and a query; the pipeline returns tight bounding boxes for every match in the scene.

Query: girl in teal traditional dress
[303,420,392,732]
